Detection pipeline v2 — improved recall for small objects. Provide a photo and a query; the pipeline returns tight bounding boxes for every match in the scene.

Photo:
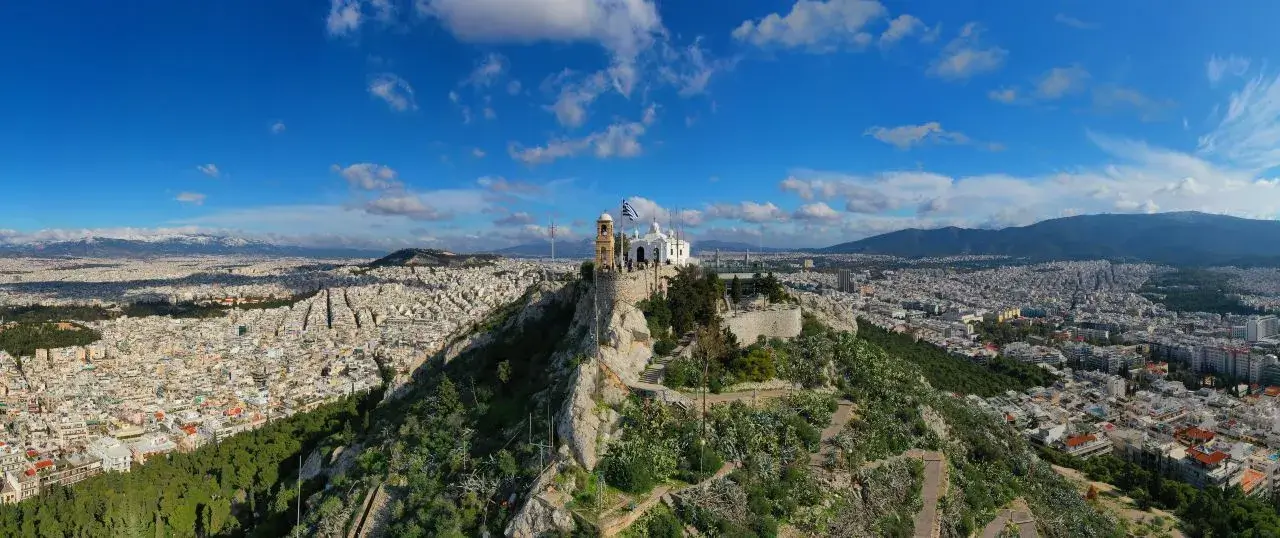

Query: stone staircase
[640,354,674,384]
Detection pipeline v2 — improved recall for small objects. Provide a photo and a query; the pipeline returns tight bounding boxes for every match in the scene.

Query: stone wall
[724,305,802,344]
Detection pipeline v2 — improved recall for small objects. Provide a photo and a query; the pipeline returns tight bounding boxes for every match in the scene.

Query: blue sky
[3,1,1280,250]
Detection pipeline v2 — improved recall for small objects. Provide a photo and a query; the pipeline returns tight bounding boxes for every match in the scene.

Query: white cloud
[878,14,924,47]
[364,193,449,221]
[731,0,887,52]
[417,0,663,63]
[463,53,508,87]
[332,163,401,191]
[196,164,220,178]
[327,0,362,36]
[270,121,286,134]
[658,38,736,97]
[472,148,486,158]
[927,22,1006,80]
[617,197,703,228]
[368,73,417,112]
[1035,65,1090,99]
[1092,85,1172,122]
[494,211,538,226]
[1198,70,1280,172]
[793,201,841,221]
[705,201,788,223]
[1207,54,1250,85]
[509,121,646,165]
[175,192,206,205]
[642,103,659,125]
[1054,13,1098,30]
[507,80,522,95]
[988,87,1018,104]
[476,176,543,195]
[544,70,608,128]
[864,122,999,150]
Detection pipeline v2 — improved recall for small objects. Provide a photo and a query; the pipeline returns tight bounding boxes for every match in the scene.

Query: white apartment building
[87,436,133,473]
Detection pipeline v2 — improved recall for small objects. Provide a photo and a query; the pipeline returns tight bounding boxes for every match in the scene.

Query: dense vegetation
[1039,448,1280,537]
[0,304,115,323]
[0,322,101,358]
[1139,268,1261,315]
[0,391,380,537]
[856,320,1057,397]
[297,282,582,536]
[627,317,1116,536]
[974,319,1056,346]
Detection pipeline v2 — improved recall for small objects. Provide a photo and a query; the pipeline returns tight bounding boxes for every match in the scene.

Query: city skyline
[4,1,1280,250]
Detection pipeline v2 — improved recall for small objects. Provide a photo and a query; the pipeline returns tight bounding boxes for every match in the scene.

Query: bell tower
[594,212,615,272]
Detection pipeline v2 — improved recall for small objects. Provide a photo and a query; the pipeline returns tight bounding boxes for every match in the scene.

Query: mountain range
[823,211,1280,265]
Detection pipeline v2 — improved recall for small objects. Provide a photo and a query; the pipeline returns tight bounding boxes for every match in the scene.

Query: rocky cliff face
[508,271,672,537]
[796,290,859,335]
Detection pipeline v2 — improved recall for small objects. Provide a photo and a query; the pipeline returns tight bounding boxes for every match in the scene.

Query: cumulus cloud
[332,163,402,191]
[175,192,207,205]
[878,14,924,47]
[368,73,417,112]
[509,121,646,165]
[927,22,1006,80]
[616,196,703,228]
[731,0,887,52]
[1207,54,1250,85]
[196,164,220,178]
[364,193,449,221]
[472,148,486,158]
[988,87,1019,104]
[270,121,286,134]
[793,202,841,221]
[417,0,663,63]
[705,201,788,223]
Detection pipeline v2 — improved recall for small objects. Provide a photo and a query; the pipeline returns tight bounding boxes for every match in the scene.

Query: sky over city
[4,1,1280,250]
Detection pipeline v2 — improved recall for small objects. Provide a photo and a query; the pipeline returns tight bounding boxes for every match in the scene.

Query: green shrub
[603,455,659,494]
[730,348,775,383]
[653,338,676,357]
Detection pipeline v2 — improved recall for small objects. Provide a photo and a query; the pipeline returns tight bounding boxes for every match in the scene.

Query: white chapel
[630,221,694,266]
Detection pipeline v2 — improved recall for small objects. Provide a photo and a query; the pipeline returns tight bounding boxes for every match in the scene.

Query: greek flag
[621,199,640,221]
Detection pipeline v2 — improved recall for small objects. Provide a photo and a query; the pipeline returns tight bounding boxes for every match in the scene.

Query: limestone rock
[504,494,575,538]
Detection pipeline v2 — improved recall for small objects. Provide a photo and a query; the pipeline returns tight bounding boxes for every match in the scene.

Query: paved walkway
[912,451,947,538]
[810,401,856,467]
[597,462,736,536]
[979,499,1038,538]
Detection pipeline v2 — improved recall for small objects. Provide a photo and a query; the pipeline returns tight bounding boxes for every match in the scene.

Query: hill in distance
[367,248,500,268]
[823,211,1280,266]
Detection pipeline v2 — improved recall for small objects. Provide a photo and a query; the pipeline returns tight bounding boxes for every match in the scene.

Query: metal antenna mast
[549,217,558,261]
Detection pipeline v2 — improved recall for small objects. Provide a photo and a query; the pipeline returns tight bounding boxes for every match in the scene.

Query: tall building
[837,269,852,293]
[1247,316,1280,342]
[594,212,615,272]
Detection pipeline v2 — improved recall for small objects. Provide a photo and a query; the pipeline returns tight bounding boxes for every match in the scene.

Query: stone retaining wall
[724,305,802,344]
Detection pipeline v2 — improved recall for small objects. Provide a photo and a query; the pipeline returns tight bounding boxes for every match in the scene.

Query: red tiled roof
[1189,448,1229,466]
[23,468,34,477]
[1265,386,1280,397]
[1243,468,1266,493]
[1178,427,1216,441]
[33,460,53,470]
[1065,434,1097,447]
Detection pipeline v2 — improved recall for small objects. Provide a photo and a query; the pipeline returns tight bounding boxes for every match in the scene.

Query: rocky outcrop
[796,291,859,335]
[505,460,577,537]
[556,273,656,471]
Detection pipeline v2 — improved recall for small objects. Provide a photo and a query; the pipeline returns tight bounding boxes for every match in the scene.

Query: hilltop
[823,211,1280,265]
[366,248,500,268]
